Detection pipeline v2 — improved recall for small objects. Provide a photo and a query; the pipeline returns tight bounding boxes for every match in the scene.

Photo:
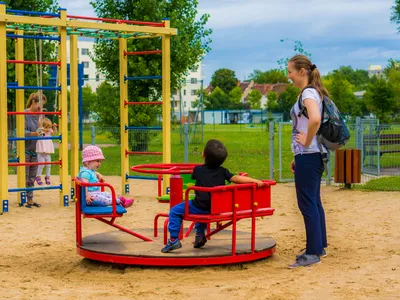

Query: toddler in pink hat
[78,145,134,208]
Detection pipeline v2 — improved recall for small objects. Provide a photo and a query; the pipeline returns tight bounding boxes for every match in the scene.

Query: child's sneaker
[161,238,182,253]
[35,176,43,186]
[122,198,134,208]
[193,234,207,248]
[45,176,51,185]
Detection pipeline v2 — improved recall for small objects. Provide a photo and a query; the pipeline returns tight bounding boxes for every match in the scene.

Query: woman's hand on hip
[290,160,295,174]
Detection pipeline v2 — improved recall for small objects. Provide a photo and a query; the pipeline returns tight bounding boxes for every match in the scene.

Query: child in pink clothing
[78,145,134,208]
[36,118,57,185]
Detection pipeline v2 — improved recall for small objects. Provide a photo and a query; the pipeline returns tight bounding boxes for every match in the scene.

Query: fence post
[269,121,274,180]
[278,122,282,182]
[91,126,95,145]
[183,122,189,163]
[355,117,361,149]
[326,157,331,186]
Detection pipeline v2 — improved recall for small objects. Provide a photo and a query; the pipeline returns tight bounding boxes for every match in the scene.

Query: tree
[391,0,400,32]
[90,0,212,138]
[384,58,400,76]
[323,72,358,115]
[364,79,396,123]
[247,89,262,109]
[277,85,299,120]
[277,39,312,73]
[81,85,97,120]
[325,66,370,91]
[387,68,400,117]
[210,68,238,94]
[266,91,278,111]
[228,86,243,109]
[204,87,229,110]
[248,69,288,84]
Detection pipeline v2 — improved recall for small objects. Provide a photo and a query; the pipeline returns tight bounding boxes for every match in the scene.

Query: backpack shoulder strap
[297,84,315,118]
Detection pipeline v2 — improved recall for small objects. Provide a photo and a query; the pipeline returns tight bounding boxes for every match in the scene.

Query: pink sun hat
[82,145,105,163]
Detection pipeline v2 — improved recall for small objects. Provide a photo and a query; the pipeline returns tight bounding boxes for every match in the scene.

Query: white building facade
[66,39,106,91]
[171,63,203,116]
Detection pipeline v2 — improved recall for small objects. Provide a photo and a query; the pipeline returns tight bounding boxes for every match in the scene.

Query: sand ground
[1,175,399,300]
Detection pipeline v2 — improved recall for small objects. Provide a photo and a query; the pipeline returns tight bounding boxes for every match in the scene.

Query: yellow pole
[70,34,79,195]
[162,19,171,193]
[0,2,7,213]
[15,29,26,206]
[119,37,129,194]
[58,8,69,206]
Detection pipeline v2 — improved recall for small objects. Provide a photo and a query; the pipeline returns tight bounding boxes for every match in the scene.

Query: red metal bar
[153,213,168,238]
[7,60,60,66]
[126,151,162,156]
[75,184,82,247]
[124,50,162,56]
[125,100,162,106]
[251,186,256,253]
[232,189,237,256]
[157,175,162,197]
[8,161,62,167]
[7,111,61,115]
[67,15,165,27]
[97,218,153,242]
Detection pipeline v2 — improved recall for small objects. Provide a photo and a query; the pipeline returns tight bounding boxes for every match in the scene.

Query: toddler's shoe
[35,176,43,186]
[161,238,182,253]
[45,176,51,185]
[193,234,207,248]
[119,196,134,207]
[122,198,134,208]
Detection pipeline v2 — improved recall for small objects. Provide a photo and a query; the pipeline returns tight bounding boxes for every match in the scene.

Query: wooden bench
[363,134,400,159]
[74,178,152,247]
[180,180,276,256]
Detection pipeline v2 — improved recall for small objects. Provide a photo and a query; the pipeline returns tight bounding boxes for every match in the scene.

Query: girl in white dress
[35,118,57,185]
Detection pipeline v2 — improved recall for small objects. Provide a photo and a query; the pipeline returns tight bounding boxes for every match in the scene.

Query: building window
[81,48,89,55]
[191,89,197,96]
[96,74,100,82]
[83,61,89,68]
[184,102,186,107]
[191,66,198,72]
[83,74,89,81]
[183,90,186,96]
[191,78,197,84]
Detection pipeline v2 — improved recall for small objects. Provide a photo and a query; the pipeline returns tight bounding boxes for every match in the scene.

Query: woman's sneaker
[296,248,327,259]
[161,238,182,253]
[45,176,51,185]
[289,254,321,269]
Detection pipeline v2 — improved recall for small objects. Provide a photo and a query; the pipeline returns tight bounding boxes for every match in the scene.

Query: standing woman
[287,55,328,268]
[25,92,47,208]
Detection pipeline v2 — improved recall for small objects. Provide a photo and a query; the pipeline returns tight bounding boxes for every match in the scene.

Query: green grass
[355,176,400,192]
[8,124,399,190]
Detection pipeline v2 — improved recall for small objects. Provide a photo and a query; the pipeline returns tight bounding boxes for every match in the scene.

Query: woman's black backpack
[298,85,351,151]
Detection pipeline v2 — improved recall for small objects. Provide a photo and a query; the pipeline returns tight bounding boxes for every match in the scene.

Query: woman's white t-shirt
[290,88,327,155]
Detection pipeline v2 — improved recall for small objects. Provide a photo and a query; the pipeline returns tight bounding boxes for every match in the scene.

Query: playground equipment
[74,163,276,267]
[0,4,177,213]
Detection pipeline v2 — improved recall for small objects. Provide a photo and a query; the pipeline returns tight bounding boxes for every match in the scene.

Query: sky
[58,0,400,84]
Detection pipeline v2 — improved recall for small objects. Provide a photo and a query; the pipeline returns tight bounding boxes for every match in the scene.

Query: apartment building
[171,63,203,114]
[66,39,105,91]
